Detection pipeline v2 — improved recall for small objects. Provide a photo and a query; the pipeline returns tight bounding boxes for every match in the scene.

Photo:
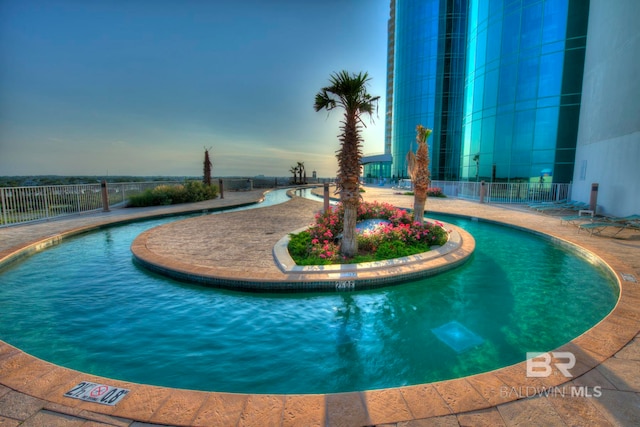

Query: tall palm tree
[297,161,305,185]
[407,125,432,224]
[314,70,379,257]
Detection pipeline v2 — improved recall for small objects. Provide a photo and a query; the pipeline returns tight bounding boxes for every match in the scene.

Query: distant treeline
[0,175,311,188]
[0,176,197,187]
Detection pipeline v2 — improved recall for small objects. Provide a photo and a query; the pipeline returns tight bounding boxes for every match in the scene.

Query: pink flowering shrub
[288,201,449,265]
[427,187,446,197]
[403,187,446,197]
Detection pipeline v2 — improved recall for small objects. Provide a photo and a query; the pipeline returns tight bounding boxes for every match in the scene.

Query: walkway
[0,186,639,426]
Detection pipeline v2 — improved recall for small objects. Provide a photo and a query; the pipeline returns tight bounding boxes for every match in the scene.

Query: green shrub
[184,181,218,202]
[287,232,312,260]
[402,187,446,197]
[126,190,155,207]
[126,182,218,207]
[287,200,449,265]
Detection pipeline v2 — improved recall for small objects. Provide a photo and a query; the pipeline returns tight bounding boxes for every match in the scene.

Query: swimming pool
[0,192,618,394]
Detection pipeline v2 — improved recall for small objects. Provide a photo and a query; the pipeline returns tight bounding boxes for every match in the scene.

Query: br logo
[526,352,576,378]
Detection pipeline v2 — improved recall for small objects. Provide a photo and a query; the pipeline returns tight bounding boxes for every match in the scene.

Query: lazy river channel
[0,190,618,394]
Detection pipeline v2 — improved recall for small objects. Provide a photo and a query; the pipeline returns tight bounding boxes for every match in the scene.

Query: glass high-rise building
[389,0,589,183]
[391,0,467,180]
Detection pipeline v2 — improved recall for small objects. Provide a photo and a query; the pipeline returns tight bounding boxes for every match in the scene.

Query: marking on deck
[64,381,129,406]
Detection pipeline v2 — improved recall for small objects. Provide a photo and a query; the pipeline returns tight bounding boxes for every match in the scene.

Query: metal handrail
[0,181,181,227]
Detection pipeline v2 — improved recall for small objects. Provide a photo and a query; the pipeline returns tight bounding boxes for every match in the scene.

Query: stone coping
[131,218,474,292]
[0,191,639,426]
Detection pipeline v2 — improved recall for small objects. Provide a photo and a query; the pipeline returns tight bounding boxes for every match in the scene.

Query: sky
[0,0,389,178]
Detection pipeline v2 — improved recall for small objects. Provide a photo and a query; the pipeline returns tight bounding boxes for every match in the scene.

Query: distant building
[362,153,393,183]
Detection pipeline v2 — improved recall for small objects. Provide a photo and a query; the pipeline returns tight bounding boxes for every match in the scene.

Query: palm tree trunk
[341,203,358,256]
[338,115,361,257]
[413,190,427,224]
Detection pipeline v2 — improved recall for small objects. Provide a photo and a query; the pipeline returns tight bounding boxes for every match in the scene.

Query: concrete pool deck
[0,186,639,426]
[129,197,474,292]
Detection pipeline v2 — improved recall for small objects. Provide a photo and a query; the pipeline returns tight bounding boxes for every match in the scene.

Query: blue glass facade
[390,0,589,183]
[461,0,588,183]
[392,0,441,179]
[391,0,468,180]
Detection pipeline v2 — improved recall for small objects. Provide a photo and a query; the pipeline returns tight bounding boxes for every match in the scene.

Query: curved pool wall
[0,189,615,392]
[133,218,474,292]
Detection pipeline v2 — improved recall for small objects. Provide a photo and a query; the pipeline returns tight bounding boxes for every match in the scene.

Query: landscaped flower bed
[402,187,447,197]
[288,201,449,265]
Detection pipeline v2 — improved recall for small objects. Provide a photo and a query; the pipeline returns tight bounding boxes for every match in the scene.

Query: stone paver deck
[130,195,474,291]
[0,186,639,426]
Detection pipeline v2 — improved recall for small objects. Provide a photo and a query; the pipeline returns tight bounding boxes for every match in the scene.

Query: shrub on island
[288,201,449,265]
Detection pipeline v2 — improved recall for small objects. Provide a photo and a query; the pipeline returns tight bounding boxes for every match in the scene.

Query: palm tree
[297,161,305,185]
[203,147,213,186]
[406,125,432,224]
[314,70,379,257]
[289,166,298,184]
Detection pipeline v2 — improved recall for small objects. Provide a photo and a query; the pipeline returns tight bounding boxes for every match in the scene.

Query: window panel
[481,116,496,151]
[471,119,482,154]
[514,109,535,151]
[532,150,554,164]
[543,0,568,43]
[486,18,502,64]
[493,113,513,166]
[520,3,542,51]
[500,10,521,57]
[516,56,539,101]
[498,62,517,105]
[476,28,487,66]
[538,52,563,98]
[533,107,559,150]
[473,74,485,113]
[483,68,499,109]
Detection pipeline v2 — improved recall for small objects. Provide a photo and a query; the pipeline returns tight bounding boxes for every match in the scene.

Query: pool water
[0,201,618,394]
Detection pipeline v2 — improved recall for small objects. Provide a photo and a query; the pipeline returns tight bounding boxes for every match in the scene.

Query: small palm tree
[203,147,213,186]
[314,70,379,257]
[289,166,298,184]
[407,125,432,224]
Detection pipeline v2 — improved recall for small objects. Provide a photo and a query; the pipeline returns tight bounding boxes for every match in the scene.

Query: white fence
[0,181,181,227]
[431,180,571,204]
[387,180,570,205]
[1,179,573,227]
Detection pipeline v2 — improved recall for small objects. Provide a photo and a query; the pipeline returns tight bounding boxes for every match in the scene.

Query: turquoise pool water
[0,194,618,394]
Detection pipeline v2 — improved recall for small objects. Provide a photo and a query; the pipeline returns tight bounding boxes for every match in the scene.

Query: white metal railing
[0,181,181,227]
[382,179,571,205]
[430,180,571,204]
[1,179,574,227]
